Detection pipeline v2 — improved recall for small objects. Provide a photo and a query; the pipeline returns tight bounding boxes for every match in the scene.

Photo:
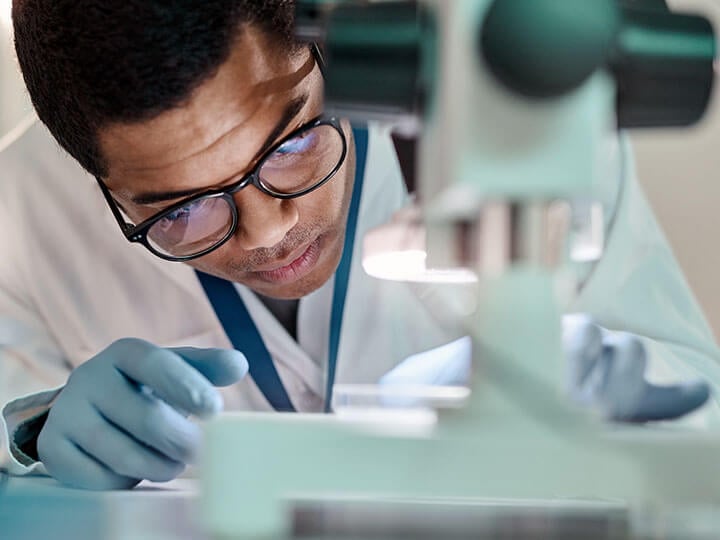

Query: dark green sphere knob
[480,0,620,99]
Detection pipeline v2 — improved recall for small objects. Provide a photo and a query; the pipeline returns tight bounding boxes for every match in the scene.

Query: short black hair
[12,0,298,177]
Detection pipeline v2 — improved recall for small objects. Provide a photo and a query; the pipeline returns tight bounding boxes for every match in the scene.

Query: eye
[160,199,205,223]
[272,130,318,157]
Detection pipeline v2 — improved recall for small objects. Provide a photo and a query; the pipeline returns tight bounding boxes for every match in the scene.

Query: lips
[258,241,314,272]
[254,238,322,284]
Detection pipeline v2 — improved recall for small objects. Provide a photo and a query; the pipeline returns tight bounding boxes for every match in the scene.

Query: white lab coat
[0,117,718,476]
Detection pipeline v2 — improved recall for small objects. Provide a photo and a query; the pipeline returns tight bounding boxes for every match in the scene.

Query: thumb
[617,379,711,423]
[170,347,249,387]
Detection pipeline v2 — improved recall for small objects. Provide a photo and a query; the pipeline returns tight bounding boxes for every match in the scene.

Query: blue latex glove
[377,337,471,407]
[380,316,710,422]
[563,314,710,422]
[379,336,472,389]
[37,338,248,490]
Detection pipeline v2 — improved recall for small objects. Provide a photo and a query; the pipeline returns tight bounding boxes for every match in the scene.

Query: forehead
[100,26,320,195]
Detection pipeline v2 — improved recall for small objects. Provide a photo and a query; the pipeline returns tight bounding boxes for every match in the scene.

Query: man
[1,0,718,490]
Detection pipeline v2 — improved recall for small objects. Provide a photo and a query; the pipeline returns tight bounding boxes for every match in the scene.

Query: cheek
[185,249,227,277]
[297,164,353,230]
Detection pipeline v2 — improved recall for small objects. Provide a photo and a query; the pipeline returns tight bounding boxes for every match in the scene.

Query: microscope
[201,1,719,538]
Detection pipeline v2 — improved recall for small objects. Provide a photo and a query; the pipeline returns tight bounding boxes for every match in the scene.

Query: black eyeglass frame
[96,115,348,261]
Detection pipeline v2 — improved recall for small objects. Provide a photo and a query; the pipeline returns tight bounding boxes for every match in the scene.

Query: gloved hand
[380,316,710,422]
[379,336,472,388]
[377,337,471,407]
[563,314,710,422]
[37,338,248,490]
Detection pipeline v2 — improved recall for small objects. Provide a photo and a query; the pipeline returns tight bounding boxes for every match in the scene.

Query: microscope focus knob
[480,0,619,99]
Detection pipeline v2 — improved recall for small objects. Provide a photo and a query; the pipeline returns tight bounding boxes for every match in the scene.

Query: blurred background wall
[0,0,31,134]
[0,0,719,337]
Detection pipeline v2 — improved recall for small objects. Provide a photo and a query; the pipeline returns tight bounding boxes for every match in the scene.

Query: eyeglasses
[96,116,348,261]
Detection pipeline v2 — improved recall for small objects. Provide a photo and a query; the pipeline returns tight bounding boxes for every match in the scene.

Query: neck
[255,293,300,340]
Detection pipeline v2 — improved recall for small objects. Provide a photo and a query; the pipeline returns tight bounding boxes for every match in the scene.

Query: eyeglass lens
[145,123,344,258]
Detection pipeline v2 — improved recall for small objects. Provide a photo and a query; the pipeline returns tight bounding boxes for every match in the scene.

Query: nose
[231,187,299,250]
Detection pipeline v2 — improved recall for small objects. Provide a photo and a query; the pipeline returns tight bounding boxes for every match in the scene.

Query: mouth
[254,238,322,284]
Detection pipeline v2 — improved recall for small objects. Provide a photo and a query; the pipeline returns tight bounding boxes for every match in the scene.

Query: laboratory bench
[0,475,203,540]
[1,473,717,539]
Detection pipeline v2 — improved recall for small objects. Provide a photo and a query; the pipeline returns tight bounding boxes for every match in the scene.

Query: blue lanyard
[197,126,368,413]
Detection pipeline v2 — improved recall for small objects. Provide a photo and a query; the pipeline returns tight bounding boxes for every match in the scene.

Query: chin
[251,272,329,299]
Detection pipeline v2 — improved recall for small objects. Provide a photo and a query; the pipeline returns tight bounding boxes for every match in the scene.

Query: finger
[38,429,139,491]
[617,380,711,423]
[601,333,648,419]
[170,347,248,387]
[108,338,223,416]
[562,315,603,389]
[88,368,201,464]
[69,404,185,483]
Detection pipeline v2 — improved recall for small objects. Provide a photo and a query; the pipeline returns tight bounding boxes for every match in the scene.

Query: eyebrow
[130,93,310,206]
[254,94,309,161]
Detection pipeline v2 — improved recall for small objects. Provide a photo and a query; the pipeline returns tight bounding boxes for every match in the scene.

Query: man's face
[99,26,356,299]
